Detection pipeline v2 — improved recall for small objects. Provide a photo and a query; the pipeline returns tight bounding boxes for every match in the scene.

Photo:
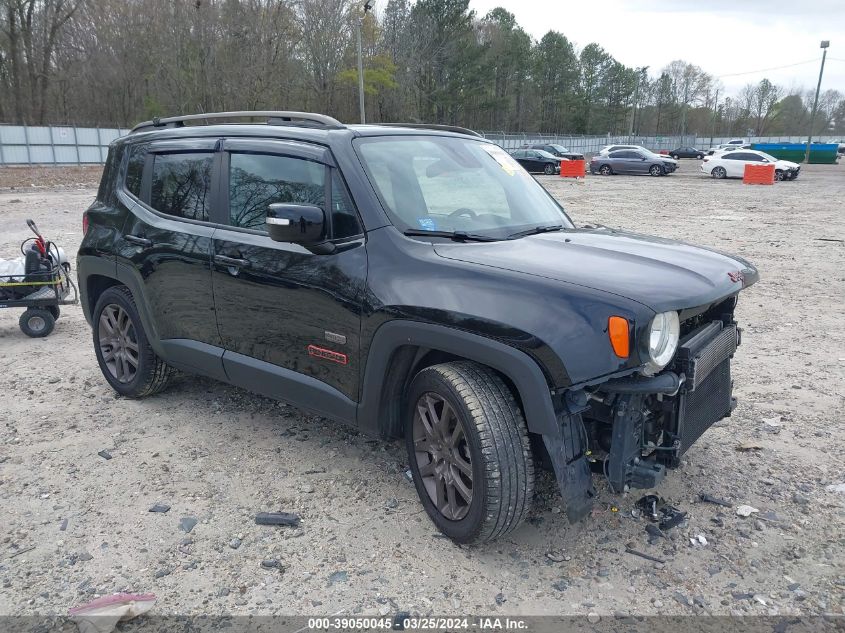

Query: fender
[356,320,559,436]
[79,255,164,358]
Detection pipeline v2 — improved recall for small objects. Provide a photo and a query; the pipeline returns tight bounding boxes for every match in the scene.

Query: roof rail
[376,123,483,138]
[130,111,345,134]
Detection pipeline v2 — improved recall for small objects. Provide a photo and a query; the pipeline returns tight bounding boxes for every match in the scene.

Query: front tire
[649,164,664,176]
[19,308,55,338]
[93,286,173,398]
[405,361,534,544]
[671,154,679,160]
[697,154,704,160]
[599,164,612,176]
[775,169,785,181]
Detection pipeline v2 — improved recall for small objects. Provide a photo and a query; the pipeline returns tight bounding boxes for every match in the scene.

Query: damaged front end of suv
[544,283,757,522]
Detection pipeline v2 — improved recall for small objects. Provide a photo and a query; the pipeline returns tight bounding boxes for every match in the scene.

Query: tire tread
[416,361,534,543]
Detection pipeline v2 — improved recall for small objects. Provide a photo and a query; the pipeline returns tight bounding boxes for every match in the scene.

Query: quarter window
[150,153,213,222]
[125,144,147,198]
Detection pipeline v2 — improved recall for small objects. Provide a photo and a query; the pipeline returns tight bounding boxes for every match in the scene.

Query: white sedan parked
[701,149,801,180]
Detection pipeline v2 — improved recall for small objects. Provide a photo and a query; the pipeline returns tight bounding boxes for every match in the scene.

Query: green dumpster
[751,143,839,164]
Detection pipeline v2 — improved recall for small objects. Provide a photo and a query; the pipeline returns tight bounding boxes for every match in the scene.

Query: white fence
[1,124,839,165]
[0,124,130,165]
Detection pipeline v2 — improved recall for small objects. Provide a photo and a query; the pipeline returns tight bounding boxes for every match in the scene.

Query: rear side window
[125,144,147,198]
[150,153,213,222]
[97,146,118,204]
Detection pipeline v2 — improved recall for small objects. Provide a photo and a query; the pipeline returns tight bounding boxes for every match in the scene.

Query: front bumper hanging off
[602,320,740,492]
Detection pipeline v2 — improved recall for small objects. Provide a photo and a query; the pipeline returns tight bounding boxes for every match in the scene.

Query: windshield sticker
[479,144,521,176]
[417,217,438,231]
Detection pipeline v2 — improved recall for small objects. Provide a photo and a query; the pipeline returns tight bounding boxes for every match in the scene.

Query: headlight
[643,311,680,375]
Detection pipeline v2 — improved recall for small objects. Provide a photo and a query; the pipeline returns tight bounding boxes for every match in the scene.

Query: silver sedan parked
[589,149,677,176]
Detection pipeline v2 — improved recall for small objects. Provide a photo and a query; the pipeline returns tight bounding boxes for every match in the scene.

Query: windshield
[355,136,573,237]
[536,150,558,159]
[756,151,778,162]
[549,144,570,153]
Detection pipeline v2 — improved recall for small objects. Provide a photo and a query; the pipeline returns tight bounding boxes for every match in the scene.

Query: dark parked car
[79,111,758,544]
[523,143,584,161]
[669,146,705,160]
[509,148,562,174]
[590,149,677,176]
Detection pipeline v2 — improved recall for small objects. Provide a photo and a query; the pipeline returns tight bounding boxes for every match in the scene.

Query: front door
[211,139,367,407]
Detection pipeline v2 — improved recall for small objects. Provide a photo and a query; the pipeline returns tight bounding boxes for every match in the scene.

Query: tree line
[1,0,843,137]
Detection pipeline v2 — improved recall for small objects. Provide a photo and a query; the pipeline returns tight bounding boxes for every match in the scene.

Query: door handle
[214,254,249,268]
[125,234,152,247]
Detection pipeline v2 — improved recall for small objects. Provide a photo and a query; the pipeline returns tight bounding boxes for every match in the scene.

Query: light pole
[709,86,720,149]
[804,40,829,164]
[356,1,373,124]
[628,66,648,138]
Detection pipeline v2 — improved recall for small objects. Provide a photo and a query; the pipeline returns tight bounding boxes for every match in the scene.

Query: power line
[717,59,820,78]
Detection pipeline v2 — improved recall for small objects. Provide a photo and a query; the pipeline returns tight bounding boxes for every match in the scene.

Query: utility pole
[356,1,374,124]
[709,87,719,148]
[805,40,829,164]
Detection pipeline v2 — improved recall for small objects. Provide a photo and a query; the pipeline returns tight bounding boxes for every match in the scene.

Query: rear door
[119,138,222,350]
[211,139,367,406]
[723,152,750,177]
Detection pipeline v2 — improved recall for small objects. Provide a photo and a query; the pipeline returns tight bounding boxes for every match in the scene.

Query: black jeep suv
[79,111,758,544]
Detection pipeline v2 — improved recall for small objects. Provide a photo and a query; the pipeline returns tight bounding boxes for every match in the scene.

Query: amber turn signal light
[608,316,630,358]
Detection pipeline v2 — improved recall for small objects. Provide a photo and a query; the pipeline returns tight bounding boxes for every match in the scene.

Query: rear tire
[19,308,55,338]
[543,163,555,175]
[405,361,534,544]
[47,305,60,320]
[711,166,727,179]
[93,285,173,398]
[671,154,679,160]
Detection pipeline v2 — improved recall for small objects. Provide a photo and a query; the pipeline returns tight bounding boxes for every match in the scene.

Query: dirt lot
[1,162,843,619]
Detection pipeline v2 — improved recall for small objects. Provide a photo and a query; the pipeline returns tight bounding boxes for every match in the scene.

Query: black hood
[434,228,758,313]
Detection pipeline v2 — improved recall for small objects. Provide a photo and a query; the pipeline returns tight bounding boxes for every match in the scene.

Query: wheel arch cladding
[357,320,558,438]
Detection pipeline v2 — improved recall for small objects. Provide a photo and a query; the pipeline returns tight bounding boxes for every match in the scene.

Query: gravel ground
[0,162,843,618]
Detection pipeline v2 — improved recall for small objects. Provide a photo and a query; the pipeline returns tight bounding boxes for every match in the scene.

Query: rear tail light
[82,211,89,235]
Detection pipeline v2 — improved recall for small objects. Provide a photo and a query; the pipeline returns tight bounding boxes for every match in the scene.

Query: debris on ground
[178,517,198,533]
[68,593,156,633]
[97,450,112,460]
[255,512,300,527]
[148,503,170,513]
[736,441,764,452]
[625,547,666,564]
[699,493,731,507]
[635,494,687,531]
[825,483,845,494]
[736,505,759,517]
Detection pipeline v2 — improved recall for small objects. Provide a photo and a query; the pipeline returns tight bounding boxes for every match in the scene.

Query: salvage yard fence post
[0,124,130,165]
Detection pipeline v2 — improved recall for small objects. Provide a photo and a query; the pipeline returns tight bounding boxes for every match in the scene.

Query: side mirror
[266,203,325,244]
